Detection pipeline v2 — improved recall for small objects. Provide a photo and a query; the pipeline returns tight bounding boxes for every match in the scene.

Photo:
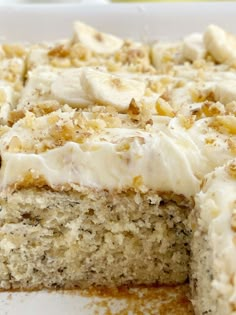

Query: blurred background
[0,0,230,3]
[0,0,108,3]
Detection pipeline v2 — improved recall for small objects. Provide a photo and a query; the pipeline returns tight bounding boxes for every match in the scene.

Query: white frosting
[0,138,198,196]
[0,114,235,197]
[195,162,236,314]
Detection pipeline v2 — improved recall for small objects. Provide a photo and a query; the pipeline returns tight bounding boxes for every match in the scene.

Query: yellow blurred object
[112,0,216,2]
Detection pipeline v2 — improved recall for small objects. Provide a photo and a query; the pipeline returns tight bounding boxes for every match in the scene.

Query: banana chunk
[73,21,123,55]
[0,82,16,124]
[204,24,236,66]
[27,46,50,70]
[51,68,92,108]
[151,41,183,70]
[214,80,236,105]
[183,33,206,62]
[81,68,146,112]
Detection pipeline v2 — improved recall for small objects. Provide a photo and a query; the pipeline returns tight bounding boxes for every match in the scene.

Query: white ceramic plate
[0,3,236,314]
[0,2,236,42]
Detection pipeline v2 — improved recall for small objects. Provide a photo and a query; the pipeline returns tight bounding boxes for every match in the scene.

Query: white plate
[0,3,236,314]
[0,2,236,42]
[0,285,194,315]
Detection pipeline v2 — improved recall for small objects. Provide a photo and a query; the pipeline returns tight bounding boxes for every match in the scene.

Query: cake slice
[0,103,235,290]
[0,109,192,290]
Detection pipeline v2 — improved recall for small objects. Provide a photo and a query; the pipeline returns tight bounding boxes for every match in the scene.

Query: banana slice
[151,42,183,70]
[0,46,5,59]
[81,68,146,112]
[17,66,59,110]
[204,24,236,65]
[51,68,92,108]
[73,21,123,55]
[0,82,16,124]
[214,80,236,105]
[27,46,49,70]
[183,33,206,62]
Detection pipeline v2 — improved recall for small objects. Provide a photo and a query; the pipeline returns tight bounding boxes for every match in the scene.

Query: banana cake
[0,21,236,315]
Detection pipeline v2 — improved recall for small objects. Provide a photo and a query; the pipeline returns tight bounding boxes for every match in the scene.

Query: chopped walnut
[227,160,236,179]
[230,302,236,312]
[2,44,26,58]
[128,98,140,116]
[147,79,163,94]
[156,98,175,117]
[50,57,71,68]
[209,116,236,135]
[226,101,236,115]
[231,209,236,232]
[194,101,225,119]
[205,137,216,145]
[15,170,47,190]
[227,139,236,154]
[145,118,153,126]
[30,101,61,117]
[179,115,196,129]
[7,136,22,152]
[47,113,60,125]
[48,45,69,58]
[133,175,143,189]
[190,88,215,104]
[8,110,25,126]
[106,60,121,72]
[114,43,150,69]
[70,43,92,62]
[0,89,6,103]
[116,142,130,152]
[86,119,106,131]
[160,90,171,102]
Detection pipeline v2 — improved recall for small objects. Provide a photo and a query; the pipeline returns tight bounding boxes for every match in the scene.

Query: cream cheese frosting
[195,161,236,314]
[0,111,235,197]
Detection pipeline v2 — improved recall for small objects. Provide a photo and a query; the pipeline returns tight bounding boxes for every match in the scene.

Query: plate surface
[0,2,236,314]
[0,285,194,315]
[0,2,236,42]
